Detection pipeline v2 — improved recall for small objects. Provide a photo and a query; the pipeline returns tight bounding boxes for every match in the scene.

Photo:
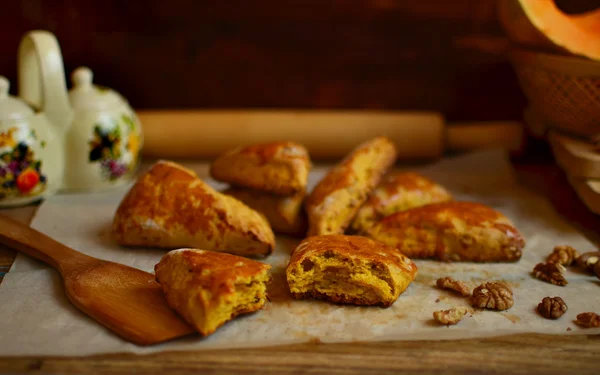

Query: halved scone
[286,235,417,307]
[367,201,525,262]
[155,249,271,336]
[351,172,453,234]
[223,187,307,237]
[304,136,397,237]
[112,160,275,257]
[210,141,311,196]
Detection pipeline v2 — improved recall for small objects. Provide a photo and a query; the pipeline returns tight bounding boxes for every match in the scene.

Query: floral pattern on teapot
[88,114,140,181]
[0,127,47,199]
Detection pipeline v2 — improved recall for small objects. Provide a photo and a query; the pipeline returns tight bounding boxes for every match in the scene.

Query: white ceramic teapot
[0,31,71,208]
[0,30,143,207]
[0,75,66,207]
[64,66,143,191]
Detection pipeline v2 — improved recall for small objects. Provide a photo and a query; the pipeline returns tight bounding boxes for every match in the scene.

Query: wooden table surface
[1,147,600,375]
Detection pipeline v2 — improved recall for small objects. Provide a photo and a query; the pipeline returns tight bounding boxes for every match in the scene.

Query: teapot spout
[18,30,73,134]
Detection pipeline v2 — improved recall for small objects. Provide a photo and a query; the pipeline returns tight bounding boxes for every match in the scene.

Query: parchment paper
[1,149,599,356]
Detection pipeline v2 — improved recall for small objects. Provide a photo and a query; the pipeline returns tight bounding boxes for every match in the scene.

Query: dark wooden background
[0,0,596,122]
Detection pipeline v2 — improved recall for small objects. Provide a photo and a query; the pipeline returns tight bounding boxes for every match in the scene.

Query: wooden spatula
[0,214,195,345]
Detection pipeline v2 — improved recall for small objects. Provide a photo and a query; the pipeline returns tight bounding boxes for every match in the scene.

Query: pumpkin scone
[112,160,275,257]
[304,136,397,236]
[367,201,525,262]
[223,187,307,237]
[350,171,453,234]
[155,249,271,336]
[210,141,311,196]
[286,235,417,307]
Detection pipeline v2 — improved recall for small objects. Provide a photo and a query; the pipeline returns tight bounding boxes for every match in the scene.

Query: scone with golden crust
[286,235,417,307]
[351,172,453,234]
[367,202,525,262]
[223,187,307,237]
[155,249,271,336]
[112,160,275,257]
[304,136,397,237]
[210,141,311,196]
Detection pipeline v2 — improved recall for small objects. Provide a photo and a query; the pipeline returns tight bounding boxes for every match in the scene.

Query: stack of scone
[211,141,312,237]
[109,135,527,339]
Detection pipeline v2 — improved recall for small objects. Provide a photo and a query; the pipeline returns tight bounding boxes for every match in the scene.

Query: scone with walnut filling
[155,249,271,336]
[351,171,453,234]
[368,201,525,262]
[210,141,311,196]
[223,187,307,237]
[112,160,275,257]
[304,136,397,237]
[286,235,417,307]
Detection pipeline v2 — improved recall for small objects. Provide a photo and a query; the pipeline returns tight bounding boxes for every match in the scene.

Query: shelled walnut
[433,307,473,325]
[537,297,567,319]
[436,277,471,297]
[546,245,579,266]
[533,262,567,286]
[575,252,600,273]
[574,312,600,328]
[470,281,513,311]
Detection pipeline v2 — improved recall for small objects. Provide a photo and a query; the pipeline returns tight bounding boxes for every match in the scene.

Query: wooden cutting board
[547,130,600,215]
[548,130,600,178]
[136,110,525,160]
[567,177,600,215]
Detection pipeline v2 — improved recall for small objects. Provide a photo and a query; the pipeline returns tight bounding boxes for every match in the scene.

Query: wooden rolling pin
[137,110,524,160]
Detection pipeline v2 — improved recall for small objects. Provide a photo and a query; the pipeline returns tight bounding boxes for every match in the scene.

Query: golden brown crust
[112,160,275,256]
[351,171,453,234]
[304,136,397,236]
[155,249,271,336]
[286,234,417,307]
[210,141,311,196]
[223,187,307,237]
[367,201,525,262]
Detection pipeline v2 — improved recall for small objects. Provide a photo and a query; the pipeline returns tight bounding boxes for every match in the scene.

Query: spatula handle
[0,213,92,275]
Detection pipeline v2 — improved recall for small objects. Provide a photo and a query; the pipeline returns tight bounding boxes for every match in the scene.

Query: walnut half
[470,281,514,311]
[546,245,579,266]
[436,277,471,297]
[537,297,567,320]
[433,306,473,325]
[574,312,600,328]
[575,252,600,274]
[533,262,567,286]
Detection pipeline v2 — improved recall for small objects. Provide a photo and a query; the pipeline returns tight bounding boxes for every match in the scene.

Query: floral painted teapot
[0,30,142,207]
[65,66,143,191]
[0,75,65,207]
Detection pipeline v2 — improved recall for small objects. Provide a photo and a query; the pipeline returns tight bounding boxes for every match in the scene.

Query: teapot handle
[17,30,73,133]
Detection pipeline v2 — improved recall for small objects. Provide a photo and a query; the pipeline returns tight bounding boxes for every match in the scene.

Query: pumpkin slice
[498,0,600,61]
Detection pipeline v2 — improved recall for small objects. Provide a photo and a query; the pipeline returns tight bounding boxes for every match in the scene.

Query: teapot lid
[0,76,35,121]
[68,67,127,111]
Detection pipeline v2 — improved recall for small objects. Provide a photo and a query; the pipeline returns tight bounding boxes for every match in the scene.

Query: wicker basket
[509,48,600,140]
